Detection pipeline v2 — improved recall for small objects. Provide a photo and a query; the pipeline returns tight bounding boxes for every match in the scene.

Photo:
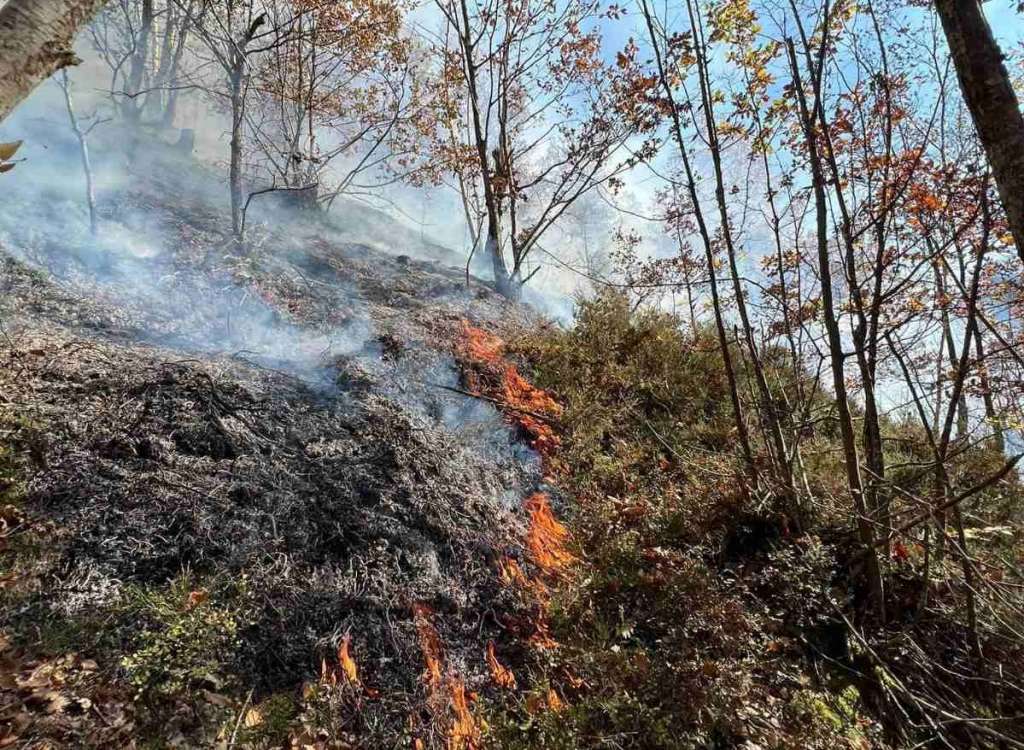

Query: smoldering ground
[0,65,548,745]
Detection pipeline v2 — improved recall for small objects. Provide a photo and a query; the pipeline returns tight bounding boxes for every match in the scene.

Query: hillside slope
[0,137,552,746]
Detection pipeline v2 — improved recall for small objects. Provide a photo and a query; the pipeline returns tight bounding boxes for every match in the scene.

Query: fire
[485,641,517,689]
[527,618,560,650]
[546,688,566,712]
[456,321,563,463]
[338,634,359,685]
[319,634,361,687]
[451,321,577,726]
[498,556,530,588]
[458,321,505,364]
[526,687,567,715]
[525,493,575,573]
[413,603,445,690]
[411,603,482,750]
[447,680,481,750]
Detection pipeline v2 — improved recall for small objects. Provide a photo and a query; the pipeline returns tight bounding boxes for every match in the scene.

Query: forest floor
[0,155,555,747]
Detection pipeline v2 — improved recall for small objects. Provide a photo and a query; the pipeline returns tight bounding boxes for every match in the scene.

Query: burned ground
[0,165,544,745]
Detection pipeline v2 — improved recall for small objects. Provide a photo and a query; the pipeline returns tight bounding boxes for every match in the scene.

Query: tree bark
[123,0,153,123]
[229,60,245,239]
[934,0,1024,263]
[0,0,108,123]
[59,70,97,236]
[456,0,515,298]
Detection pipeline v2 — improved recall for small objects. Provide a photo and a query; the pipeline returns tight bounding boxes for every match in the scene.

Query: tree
[175,0,294,240]
[933,0,1024,265]
[638,0,759,489]
[248,0,427,212]
[0,0,109,123]
[782,1,890,616]
[429,0,657,299]
[88,0,198,129]
[57,69,107,236]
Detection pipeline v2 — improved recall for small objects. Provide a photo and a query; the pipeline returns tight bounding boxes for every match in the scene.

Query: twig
[876,454,1023,548]
[228,687,254,749]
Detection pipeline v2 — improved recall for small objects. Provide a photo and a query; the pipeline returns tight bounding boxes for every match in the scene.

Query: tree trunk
[687,0,798,519]
[787,37,885,621]
[934,0,1024,263]
[230,62,245,240]
[123,0,154,123]
[0,0,108,123]
[456,0,517,299]
[639,0,758,488]
[59,70,97,236]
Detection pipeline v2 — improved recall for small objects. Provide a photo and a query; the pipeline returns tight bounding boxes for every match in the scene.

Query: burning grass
[0,244,533,748]
[455,321,562,465]
[411,603,482,750]
[485,641,517,690]
[524,492,576,573]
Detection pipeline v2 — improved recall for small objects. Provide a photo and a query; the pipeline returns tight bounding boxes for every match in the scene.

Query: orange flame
[338,634,359,685]
[456,321,563,464]
[527,615,560,650]
[498,556,529,588]
[485,641,517,689]
[458,321,505,364]
[525,493,575,573]
[526,687,567,715]
[447,680,481,750]
[413,603,445,690]
[546,687,566,712]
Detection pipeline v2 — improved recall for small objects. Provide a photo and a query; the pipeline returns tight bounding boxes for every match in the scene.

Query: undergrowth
[478,291,1024,749]
[482,293,884,748]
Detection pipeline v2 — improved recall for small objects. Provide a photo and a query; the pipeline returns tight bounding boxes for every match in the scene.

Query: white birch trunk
[0,0,108,123]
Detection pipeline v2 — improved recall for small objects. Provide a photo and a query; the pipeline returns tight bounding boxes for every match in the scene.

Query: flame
[458,321,505,364]
[411,603,482,750]
[338,634,359,685]
[447,680,481,750]
[413,603,445,690]
[525,493,575,573]
[529,620,560,650]
[456,321,563,463]
[498,556,529,588]
[526,687,567,715]
[546,687,566,712]
[485,641,517,689]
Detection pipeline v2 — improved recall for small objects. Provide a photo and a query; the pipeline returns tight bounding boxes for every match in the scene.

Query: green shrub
[121,574,241,701]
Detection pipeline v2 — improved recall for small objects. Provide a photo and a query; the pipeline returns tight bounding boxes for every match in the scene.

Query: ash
[0,133,545,737]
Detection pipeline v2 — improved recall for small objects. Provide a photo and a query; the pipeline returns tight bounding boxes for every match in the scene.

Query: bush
[121,574,241,701]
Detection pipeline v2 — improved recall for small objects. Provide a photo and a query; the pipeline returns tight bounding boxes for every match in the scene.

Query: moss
[789,685,864,741]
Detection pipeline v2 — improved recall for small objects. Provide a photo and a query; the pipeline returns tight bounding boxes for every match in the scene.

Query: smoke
[0,57,548,486]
